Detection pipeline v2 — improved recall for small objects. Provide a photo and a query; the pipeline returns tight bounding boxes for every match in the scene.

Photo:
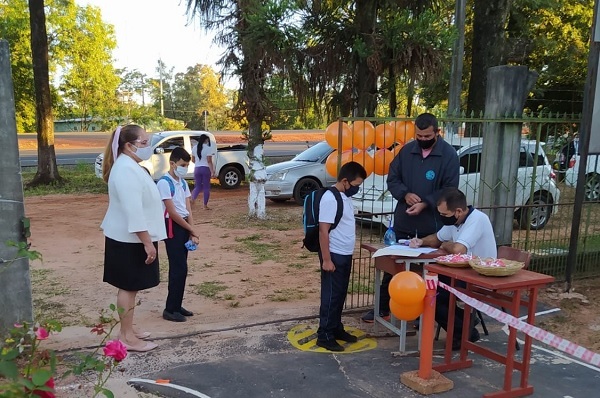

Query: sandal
[121,341,158,352]
[134,331,151,340]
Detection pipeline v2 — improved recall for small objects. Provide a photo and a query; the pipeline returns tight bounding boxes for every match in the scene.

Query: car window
[460,152,481,174]
[519,151,532,167]
[157,137,185,152]
[294,142,333,162]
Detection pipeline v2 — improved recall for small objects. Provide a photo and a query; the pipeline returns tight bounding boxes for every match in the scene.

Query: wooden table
[361,243,446,353]
[424,263,555,398]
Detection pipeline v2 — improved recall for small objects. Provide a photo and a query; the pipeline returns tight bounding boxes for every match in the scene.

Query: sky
[78,0,229,83]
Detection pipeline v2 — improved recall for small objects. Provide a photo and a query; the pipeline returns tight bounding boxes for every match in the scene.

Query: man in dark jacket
[362,113,460,322]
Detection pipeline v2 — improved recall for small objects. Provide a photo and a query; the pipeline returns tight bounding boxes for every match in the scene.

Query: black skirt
[103,237,160,291]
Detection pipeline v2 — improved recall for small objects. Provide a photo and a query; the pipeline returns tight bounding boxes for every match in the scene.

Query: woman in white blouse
[101,124,166,352]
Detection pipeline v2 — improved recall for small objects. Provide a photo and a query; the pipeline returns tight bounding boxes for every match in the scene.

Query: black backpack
[302,187,344,252]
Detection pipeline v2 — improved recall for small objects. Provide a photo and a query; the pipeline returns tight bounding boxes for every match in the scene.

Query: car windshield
[293,142,333,162]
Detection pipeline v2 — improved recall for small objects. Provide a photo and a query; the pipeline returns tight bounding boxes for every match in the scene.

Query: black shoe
[163,310,186,322]
[316,339,345,352]
[361,309,390,323]
[334,330,358,343]
[180,307,194,317]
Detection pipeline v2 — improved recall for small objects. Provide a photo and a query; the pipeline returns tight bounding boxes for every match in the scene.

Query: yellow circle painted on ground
[287,324,377,353]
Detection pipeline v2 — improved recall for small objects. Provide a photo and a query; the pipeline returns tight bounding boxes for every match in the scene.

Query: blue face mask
[345,184,360,197]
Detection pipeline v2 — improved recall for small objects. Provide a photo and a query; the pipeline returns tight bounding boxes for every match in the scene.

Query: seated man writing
[410,187,497,350]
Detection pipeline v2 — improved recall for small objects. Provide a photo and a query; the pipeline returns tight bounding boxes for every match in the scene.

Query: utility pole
[203,110,209,131]
[0,40,33,331]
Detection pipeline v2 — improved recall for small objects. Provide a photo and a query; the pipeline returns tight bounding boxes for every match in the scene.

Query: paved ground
[125,313,600,398]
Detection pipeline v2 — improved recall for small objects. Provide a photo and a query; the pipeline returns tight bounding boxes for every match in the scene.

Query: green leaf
[109,303,116,311]
[1,348,20,361]
[31,369,53,386]
[101,388,115,398]
[18,377,35,390]
[0,360,19,379]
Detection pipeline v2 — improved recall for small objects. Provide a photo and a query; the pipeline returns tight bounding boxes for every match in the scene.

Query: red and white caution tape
[438,281,600,367]
[425,273,438,290]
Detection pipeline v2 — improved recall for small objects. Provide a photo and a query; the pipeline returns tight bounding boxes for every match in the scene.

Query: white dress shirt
[101,155,167,243]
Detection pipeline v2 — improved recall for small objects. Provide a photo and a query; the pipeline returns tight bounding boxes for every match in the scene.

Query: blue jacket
[386,138,459,238]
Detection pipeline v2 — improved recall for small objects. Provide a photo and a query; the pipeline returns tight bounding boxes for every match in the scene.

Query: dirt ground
[15,130,600,395]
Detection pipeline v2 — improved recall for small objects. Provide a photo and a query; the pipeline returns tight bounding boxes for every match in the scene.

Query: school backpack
[302,186,343,252]
[158,175,188,239]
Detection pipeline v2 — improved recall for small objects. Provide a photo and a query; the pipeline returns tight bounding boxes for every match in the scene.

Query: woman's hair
[196,134,210,161]
[102,124,146,183]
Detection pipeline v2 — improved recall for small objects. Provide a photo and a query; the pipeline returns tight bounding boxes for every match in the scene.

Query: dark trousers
[435,275,467,342]
[164,220,190,313]
[317,251,352,342]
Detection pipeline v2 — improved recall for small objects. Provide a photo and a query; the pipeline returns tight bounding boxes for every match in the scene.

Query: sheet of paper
[372,245,438,258]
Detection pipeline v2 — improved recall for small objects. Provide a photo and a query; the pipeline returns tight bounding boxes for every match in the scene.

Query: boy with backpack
[156,147,200,322]
[314,161,367,351]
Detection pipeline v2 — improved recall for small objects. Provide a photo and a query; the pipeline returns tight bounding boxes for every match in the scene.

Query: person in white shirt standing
[316,161,367,352]
[191,134,216,210]
[101,124,166,352]
[410,187,497,350]
[156,147,200,322]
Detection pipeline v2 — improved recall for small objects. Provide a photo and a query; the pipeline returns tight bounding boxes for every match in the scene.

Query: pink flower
[35,327,49,340]
[103,340,127,362]
[14,323,23,328]
[31,377,56,398]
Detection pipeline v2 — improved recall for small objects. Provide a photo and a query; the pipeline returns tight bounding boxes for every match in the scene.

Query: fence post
[0,39,33,331]
[478,66,538,245]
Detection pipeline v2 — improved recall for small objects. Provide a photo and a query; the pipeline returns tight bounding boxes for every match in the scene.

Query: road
[18,132,321,166]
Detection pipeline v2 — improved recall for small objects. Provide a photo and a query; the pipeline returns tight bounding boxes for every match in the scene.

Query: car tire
[293,178,321,205]
[219,165,242,189]
[517,193,551,230]
[269,198,289,203]
[584,173,600,202]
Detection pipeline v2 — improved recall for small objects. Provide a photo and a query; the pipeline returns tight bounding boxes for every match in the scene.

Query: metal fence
[340,113,600,310]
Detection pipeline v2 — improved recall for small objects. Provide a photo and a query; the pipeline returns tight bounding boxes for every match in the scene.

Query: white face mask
[175,166,188,177]
[133,144,153,161]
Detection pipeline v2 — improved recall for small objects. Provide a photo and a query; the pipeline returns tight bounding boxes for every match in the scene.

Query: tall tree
[58,4,119,130]
[186,0,302,218]
[466,0,512,117]
[28,0,60,184]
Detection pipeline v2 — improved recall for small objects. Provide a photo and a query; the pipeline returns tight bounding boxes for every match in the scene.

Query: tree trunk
[354,0,379,117]
[406,74,415,117]
[28,0,61,185]
[388,63,397,117]
[466,0,512,122]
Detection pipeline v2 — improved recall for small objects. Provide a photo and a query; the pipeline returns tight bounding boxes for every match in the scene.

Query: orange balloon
[389,299,424,321]
[392,120,416,142]
[350,121,375,150]
[388,271,426,305]
[375,123,397,149]
[350,150,374,177]
[373,149,394,175]
[325,121,353,151]
[325,150,353,178]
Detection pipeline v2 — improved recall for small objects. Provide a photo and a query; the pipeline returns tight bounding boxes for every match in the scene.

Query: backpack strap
[327,186,344,231]
[159,176,177,239]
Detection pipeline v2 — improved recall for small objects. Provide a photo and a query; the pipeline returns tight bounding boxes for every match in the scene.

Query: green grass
[22,164,107,196]
[347,280,374,295]
[30,268,84,325]
[220,208,302,231]
[193,281,227,298]
[267,288,307,302]
[233,234,282,264]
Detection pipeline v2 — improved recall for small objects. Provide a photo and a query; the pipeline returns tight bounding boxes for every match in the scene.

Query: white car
[353,139,561,230]
[563,139,600,201]
[94,131,249,189]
